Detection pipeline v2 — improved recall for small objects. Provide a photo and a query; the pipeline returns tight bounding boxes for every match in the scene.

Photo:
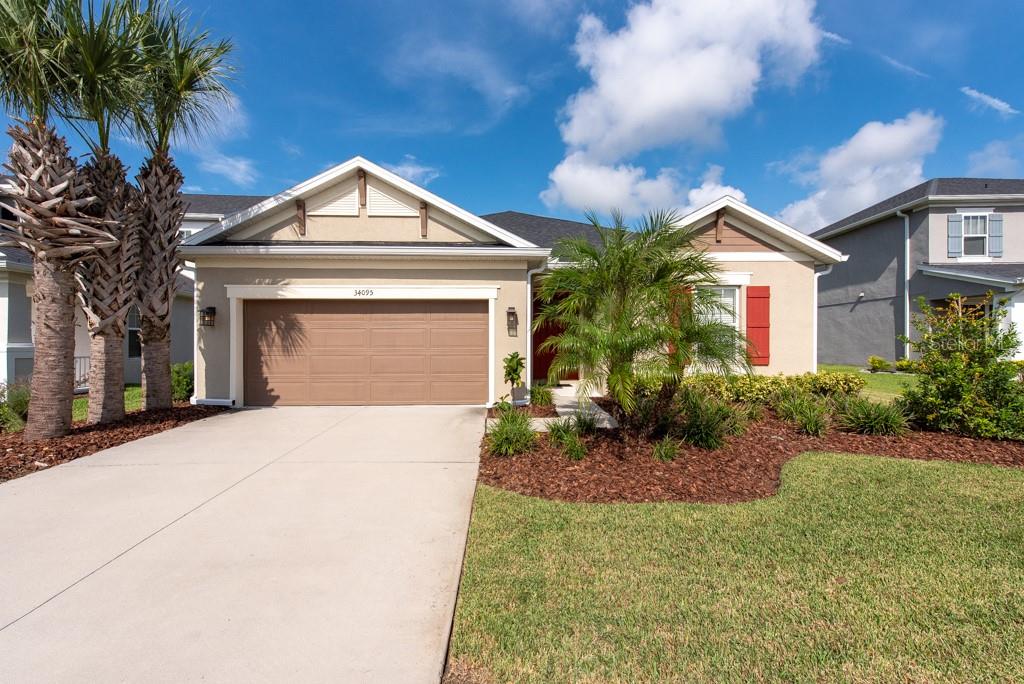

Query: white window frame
[960,211,990,259]
[702,286,741,331]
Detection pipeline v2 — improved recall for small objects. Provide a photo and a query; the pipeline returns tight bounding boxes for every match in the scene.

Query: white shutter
[367,184,418,217]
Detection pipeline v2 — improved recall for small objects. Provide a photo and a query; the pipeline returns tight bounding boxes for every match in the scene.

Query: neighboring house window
[127,307,142,358]
[962,214,988,256]
[703,286,740,329]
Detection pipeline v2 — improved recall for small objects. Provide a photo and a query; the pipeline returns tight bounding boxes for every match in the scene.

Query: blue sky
[13,0,1024,232]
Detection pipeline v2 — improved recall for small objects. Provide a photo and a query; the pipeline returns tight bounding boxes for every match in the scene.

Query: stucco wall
[729,259,817,375]
[927,204,1024,263]
[192,258,530,405]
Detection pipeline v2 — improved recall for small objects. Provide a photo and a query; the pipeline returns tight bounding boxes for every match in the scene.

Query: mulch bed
[486,403,559,418]
[479,415,1024,504]
[0,404,226,484]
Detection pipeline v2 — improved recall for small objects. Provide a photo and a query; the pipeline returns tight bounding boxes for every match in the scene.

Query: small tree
[503,351,525,392]
[901,294,1024,439]
[535,210,749,426]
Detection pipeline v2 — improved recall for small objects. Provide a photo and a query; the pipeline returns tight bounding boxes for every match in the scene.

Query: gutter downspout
[896,209,910,358]
[525,260,549,400]
[812,264,834,373]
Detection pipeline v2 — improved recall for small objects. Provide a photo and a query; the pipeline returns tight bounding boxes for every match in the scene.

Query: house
[182,157,844,407]
[0,194,264,387]
[813,178,1024,364]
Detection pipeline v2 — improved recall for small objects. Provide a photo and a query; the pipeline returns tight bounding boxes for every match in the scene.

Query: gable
[693,217,777,252]
[187,156,536,249]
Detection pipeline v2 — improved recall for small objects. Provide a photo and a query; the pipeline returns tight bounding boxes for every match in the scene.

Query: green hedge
[680,371,865,405]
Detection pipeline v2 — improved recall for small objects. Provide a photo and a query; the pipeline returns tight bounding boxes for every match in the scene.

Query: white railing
[74,356,90,389]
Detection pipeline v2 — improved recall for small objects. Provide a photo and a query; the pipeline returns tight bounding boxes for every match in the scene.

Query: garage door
[244,299,488,406]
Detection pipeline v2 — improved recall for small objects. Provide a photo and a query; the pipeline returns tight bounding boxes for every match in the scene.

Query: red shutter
[746,286,770,366]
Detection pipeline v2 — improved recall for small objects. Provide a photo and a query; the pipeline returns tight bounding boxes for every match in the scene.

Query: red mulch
[486,404,559,418]
[0,404,226,484]
[479,416,1024,504]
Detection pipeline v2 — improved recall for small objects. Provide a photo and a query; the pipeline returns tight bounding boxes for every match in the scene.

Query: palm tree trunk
[140,318,171,409]
[25,259,77,441]
[135,152,183,411]
[87,331,126,423]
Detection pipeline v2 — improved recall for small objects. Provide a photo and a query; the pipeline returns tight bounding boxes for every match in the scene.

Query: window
[962,214,988,256]
[127,307,141,358]
[703,286,739,329]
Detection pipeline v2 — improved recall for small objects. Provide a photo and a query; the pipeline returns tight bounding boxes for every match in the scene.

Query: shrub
[893,358,919,374]
[901,295,1024,439]
[559,431,587,461]
[800,371,866,398]
[486,408,536,456]
[837,397,908,436]
[867,355,892,373]
[171,362,194,403]
[679,371,864,406]
[672,387,738,450]
[547,417,574,444]
[652,436,679,462]
[776,391,829,436]
[570,404,599,435]
[529,383,554,407]
[0,382,30,432]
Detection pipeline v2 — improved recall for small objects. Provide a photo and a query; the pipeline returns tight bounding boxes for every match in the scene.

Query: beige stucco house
[183,157,845,407]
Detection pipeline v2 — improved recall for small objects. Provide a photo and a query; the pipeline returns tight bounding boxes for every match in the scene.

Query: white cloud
[503,0,578,32]
[183,184,204,193]
[540,154,744,216]
[543,0,818,215]
[390,41,528,124]
[558,0,821,162]
[822,31,850,45]
[968,137,1023,177]
[279,139,302,158]
[778,110,943,232]
[961,86,1019,118]
[199,151,258,187]
[383,155,442,186]
[879,54,928,78]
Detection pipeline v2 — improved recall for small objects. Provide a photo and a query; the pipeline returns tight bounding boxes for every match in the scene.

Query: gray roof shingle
[183,193,267,216]
[482,211,600,248]
[920,262,1024,285]
[813,178,1024,238]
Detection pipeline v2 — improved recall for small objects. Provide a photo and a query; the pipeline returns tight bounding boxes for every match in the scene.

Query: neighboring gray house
[0,193,265,387]
[814,178,1024,364]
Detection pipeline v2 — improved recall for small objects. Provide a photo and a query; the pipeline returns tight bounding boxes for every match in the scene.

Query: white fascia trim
[707,251,812,262]
[225,284,500,300]
[918,266,1022,290]
[184,156,537,248]
[717,271,752,286]
[181,244,550,259]
[680,195,846,265]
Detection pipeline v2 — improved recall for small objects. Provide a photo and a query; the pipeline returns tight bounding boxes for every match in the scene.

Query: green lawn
[72,384,142,423]
[450,453,1024,683]
[821,363,917,402]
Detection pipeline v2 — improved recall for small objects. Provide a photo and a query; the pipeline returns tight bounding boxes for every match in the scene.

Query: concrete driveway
[0,405,483,683]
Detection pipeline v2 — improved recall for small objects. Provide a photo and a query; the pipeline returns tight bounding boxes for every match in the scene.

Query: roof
[0,245,32,267]
[682,196,845,264]
[919,262,1024,289]
[814,178,1024,240]
[183,194,267,216]
[481,211,602,248]
[185,157,538,249]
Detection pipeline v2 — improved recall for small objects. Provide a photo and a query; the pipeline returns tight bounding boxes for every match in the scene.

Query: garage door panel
[369,355,429,375]
[430,328,487,347]
[430,354,488,374]
[309,354,369,375]
[244,299,488,406]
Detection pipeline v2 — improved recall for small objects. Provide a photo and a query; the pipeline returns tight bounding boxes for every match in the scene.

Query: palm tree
[535,210,749,425]
[61,0,145,423]
[0,0,117,440]
[131,2,232,409]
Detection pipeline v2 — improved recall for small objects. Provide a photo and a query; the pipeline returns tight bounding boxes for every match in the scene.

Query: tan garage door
[244,299,488,406]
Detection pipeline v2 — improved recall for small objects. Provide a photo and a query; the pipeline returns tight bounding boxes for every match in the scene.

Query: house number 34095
[353,289,374,297]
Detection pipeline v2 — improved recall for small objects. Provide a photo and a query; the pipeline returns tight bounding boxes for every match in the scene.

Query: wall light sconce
[199,306,217,327]
[506,306,519,336]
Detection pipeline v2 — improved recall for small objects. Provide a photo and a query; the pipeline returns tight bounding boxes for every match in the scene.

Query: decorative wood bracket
[715,208,725,243]
[419,201,428,238]
[357,169,367,208]
[296,198,306,236]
